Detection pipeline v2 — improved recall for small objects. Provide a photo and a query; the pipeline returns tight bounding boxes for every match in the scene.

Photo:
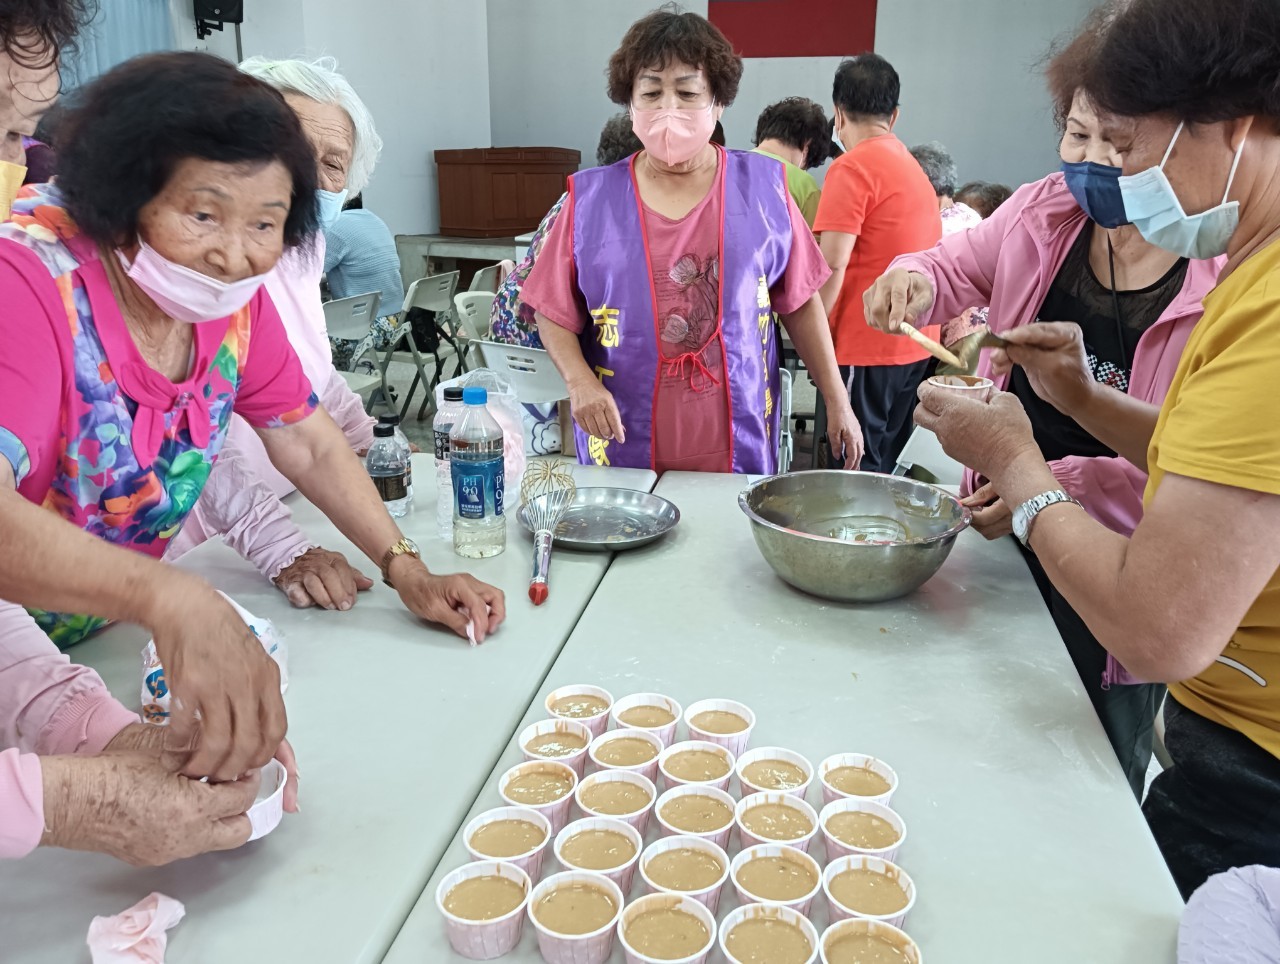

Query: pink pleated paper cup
[435,860,530,960]
[617,892,717,964]
[610,692,683,747]
[822,854,917,929]
[498,760,578,835]
[520,718,594,778]
[587,728,663,783]
[545,684,615,738]
[818,753,899,807]
[638,834,730,914]
[528,870,625,964]
[819,798,907,863]
[653,784,737,850]
[735,791,820,853]
[735,746,814,800]
[820,918,922,964]
[463,806,553,879]
[719,903,820,964]
[554,816,644,895]
[247,759,287,841]
[575,770,657,836]
[729,844,823,915]
[682,698,756,757]
[658,740,736,793]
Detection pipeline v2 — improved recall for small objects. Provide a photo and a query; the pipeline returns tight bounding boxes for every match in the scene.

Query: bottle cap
[373,423,394,438]
[378,413,401,426]
[443,387,465,402]
[462,386,488,406]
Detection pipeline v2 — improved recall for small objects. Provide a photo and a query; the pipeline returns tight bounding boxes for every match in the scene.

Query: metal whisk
[520,460,577,606]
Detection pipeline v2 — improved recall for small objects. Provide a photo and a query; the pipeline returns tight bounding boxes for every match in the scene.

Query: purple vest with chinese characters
[569,148,791,474]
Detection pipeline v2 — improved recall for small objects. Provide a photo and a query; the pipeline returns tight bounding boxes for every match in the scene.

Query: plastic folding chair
[321,292,383,410]
[383,271,462,420]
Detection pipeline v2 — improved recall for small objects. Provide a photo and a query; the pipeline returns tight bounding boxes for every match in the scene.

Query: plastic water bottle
[450,387,506,558]
[367,423,409,517]
[378,413,414,507]
[434,386,465,541]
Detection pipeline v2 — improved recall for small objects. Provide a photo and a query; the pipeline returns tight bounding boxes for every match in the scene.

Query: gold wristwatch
[379,537,421,587]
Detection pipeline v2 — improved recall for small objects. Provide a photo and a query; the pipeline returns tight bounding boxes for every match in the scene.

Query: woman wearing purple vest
[523,10,862,475]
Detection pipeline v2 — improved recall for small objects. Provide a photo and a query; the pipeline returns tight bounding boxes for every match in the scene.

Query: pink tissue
[87,893,185,964]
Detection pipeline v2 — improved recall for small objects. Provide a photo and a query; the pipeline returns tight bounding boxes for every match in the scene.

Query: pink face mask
[117,241,270,324]
[631,104,717,166]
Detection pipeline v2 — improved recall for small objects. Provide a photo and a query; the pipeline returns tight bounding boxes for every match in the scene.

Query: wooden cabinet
[435,147,580,238]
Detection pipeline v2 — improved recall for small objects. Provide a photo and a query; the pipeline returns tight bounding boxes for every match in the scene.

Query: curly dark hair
[606,8,743,107]
[754,97,832,170]
[833,53,899,120]
[596,112,642,166]
[0,0,96,67]
[56,52,319,249]
[1081,0,1280,124]
[955,181,1013,219]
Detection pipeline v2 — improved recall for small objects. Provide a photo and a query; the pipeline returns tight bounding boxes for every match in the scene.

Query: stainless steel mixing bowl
[738,471,971,603]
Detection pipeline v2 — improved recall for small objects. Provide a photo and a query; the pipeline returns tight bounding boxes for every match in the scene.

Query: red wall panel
[708,0,877,58]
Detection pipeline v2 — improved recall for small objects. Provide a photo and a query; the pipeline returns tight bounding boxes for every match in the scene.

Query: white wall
[171,0,492,236]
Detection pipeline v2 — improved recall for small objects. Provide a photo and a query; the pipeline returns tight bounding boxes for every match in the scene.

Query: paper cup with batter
[528,870,625,964]
[735,791,820,853]
[730,844,823,915]
[638,834,731,914]
[822,854,917,929]
[575,770,657,835]
[617,892,717,964]
[736,746,814,799]
[610,692,683,747]
[820,918,922,964]
[520,718,594,777]
[463,806,553,879]
[498,760,578,834]
[658,740,736,793]
[248,759,287,841]
[545,684,614,738]
[653,784,736,850]
[554,816,643,894]
[818,753,899,806]
[819,798,906,863]
[719,903,820,964]
[435,860,530,960]
[682,698,756,756]
[927,373,994,401]
[588,727,663,782]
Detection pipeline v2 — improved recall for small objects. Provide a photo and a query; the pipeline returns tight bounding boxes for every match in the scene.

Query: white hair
[238,56,382,196]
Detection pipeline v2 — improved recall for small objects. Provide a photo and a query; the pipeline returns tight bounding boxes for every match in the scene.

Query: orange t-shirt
[814,134,942,366]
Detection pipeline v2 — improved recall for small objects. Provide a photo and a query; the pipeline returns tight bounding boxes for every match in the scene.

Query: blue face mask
[316,188,348,229]
[1118,121,1243,260]
[1061,160,1130,229]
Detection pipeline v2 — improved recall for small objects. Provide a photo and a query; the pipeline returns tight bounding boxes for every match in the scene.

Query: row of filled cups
[437,853,921,963]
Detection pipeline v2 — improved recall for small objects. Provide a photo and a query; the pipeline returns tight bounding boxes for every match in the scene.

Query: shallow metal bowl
[738,471,971,602]
[517,487,680,552]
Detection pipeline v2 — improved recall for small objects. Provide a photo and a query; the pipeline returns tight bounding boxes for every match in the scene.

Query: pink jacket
[889,172,1223,535]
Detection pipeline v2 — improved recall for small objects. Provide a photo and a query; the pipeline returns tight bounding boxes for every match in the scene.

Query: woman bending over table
[0,53,504,863]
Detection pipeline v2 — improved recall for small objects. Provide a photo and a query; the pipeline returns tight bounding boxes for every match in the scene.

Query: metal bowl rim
[737,470,971,548]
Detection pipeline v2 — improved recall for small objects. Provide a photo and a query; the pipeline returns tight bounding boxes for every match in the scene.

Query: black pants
[1145,698,1280,899]
[839,359,932,473]
[1021,547,1166,799]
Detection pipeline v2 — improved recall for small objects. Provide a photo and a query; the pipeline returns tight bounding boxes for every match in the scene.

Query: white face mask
[117,242,270,324]
[1118,121,1244,260]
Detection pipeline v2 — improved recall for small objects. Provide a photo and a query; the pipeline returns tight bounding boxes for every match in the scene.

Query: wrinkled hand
[568,377,626,443]
[862,269,936,333]
[914,383,1041,483]
[824,397,865,470]
[150,585,286,784]
[105,725,300,814]
[393,562,507,643]
[40,752,259,866]
[274,547,374,611]
[990,322,1094,416]
[961,481,1013,540]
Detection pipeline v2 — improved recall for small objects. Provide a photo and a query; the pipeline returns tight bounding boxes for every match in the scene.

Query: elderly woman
[955,181,1012,220]
[0,53,504,863]
[863,22,1223,797]
[910,142,981,236]
[168,57,393,611]
[905,0,1280,896]
[524,9,862,473]
[752,97,834,228]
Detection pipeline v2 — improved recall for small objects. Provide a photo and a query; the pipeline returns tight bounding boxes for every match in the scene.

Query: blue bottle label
[453,458,504,520]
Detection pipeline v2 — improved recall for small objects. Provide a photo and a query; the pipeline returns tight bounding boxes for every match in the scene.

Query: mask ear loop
[1221,136,1246,204]
[1159,122,1185,169]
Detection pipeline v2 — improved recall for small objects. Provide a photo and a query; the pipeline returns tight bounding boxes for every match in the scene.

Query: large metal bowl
[738,471,971,603]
